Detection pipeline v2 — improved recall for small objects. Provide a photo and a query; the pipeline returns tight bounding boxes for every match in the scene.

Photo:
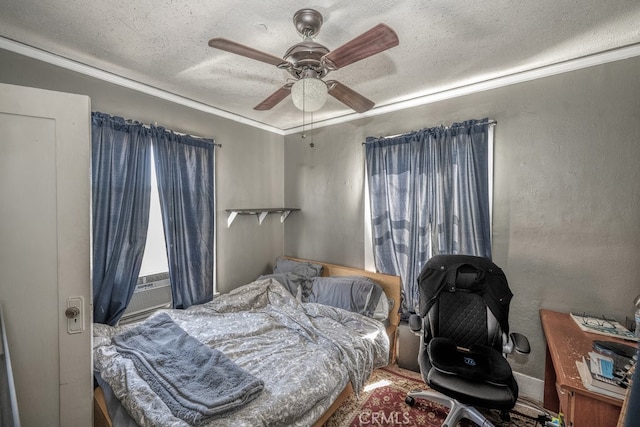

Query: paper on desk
[569,313,639,341]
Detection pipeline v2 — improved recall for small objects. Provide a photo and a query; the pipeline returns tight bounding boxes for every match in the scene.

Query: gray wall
[0,48,285,293]
[284,56,640,379]
[3,46,639,380]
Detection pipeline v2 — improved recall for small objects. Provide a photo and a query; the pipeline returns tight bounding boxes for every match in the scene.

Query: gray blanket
[94,279,390,426]
[112,312,264,424]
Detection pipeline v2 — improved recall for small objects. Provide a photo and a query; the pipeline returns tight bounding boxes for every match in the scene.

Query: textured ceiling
[1,0,639,132]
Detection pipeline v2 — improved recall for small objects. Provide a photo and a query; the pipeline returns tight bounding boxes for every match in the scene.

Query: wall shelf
[225,208,300,227]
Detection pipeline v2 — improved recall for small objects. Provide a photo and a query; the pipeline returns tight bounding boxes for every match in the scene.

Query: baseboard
[514,371,544,403]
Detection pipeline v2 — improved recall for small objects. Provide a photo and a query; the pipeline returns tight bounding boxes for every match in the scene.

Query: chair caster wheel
[405,395,415,406]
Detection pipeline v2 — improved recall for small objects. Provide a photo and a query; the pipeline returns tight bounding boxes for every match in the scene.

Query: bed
[93,257,401,427]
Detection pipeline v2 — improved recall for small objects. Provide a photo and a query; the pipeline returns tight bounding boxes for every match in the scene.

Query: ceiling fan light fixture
[209,9,398,114]
[291,77,327,112]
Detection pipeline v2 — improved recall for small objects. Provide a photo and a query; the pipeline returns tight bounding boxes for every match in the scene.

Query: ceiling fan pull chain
[310,112,315,148]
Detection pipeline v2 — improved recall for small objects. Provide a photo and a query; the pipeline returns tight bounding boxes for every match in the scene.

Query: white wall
[283,55,640,379]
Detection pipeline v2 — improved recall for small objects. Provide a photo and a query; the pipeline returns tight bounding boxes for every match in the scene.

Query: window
[120,148,172,324]
[139,147,168,277]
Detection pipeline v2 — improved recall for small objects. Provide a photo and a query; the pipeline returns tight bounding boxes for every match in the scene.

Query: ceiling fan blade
[254,83,293,110]
[208,37,288,67]
[322,24,399,70]
[326,80,375,113]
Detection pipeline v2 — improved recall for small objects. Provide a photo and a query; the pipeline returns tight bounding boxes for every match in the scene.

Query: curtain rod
[120,118,221,148]
[148,122,222,148]
[373,119,497,141]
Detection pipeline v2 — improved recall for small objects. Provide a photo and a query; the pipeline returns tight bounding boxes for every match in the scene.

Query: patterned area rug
[323,367,551,427]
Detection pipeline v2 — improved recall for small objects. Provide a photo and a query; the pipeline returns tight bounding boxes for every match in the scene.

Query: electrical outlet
[66,296,84,334]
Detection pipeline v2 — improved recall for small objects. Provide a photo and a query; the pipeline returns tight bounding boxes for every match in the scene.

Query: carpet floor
[323,366,554,426]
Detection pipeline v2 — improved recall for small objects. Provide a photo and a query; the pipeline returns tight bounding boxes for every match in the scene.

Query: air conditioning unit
[120,275,172,324]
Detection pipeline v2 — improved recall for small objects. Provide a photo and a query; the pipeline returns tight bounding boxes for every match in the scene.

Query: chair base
[405,389,494,427]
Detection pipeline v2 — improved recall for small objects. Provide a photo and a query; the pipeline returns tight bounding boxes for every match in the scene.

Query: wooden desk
[540,309,631,427]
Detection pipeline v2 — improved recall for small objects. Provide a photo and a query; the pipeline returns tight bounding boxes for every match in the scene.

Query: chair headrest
[417,254,513,335]
[451,265,485,292]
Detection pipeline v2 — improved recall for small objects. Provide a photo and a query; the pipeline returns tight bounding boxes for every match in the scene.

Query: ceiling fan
[208,8,399,113]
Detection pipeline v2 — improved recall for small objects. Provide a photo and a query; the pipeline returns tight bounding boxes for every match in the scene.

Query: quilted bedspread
[93,278,390,426]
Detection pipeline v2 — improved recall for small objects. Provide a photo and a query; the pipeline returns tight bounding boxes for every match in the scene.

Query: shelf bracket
[280,210,292,223]
[227,211,239,227]
[258,211,269,225]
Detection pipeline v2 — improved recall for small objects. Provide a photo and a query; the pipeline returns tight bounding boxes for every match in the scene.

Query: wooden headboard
[284,256,402,364]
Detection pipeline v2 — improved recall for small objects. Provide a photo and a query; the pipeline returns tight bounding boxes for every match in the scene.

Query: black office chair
[405,254,530,427]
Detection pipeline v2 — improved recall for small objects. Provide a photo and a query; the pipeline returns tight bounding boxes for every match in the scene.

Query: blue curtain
[92,112,152,325]
[152,128,216,309]
[365,119,492,316]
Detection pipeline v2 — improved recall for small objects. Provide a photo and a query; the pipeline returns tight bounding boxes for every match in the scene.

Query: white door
[0,83,92,426]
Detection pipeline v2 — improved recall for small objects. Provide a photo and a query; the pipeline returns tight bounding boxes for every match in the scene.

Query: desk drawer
[571,392,621,427]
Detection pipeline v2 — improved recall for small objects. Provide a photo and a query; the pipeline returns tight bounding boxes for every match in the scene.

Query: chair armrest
[510,332,530,354]
[409,313,422,332]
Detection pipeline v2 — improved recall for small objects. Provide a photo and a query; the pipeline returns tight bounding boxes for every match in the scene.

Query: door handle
[65,306,80,319]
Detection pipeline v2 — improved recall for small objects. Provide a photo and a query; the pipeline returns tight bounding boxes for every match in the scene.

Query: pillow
[258,272,311,301]
[273,257,323,278]
[372,293,391,321]
[305,276,387,319]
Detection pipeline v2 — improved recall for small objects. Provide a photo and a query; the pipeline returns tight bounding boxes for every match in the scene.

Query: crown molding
[0,37,285,135]
[2,36,639,137]
[283,43,640,134]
